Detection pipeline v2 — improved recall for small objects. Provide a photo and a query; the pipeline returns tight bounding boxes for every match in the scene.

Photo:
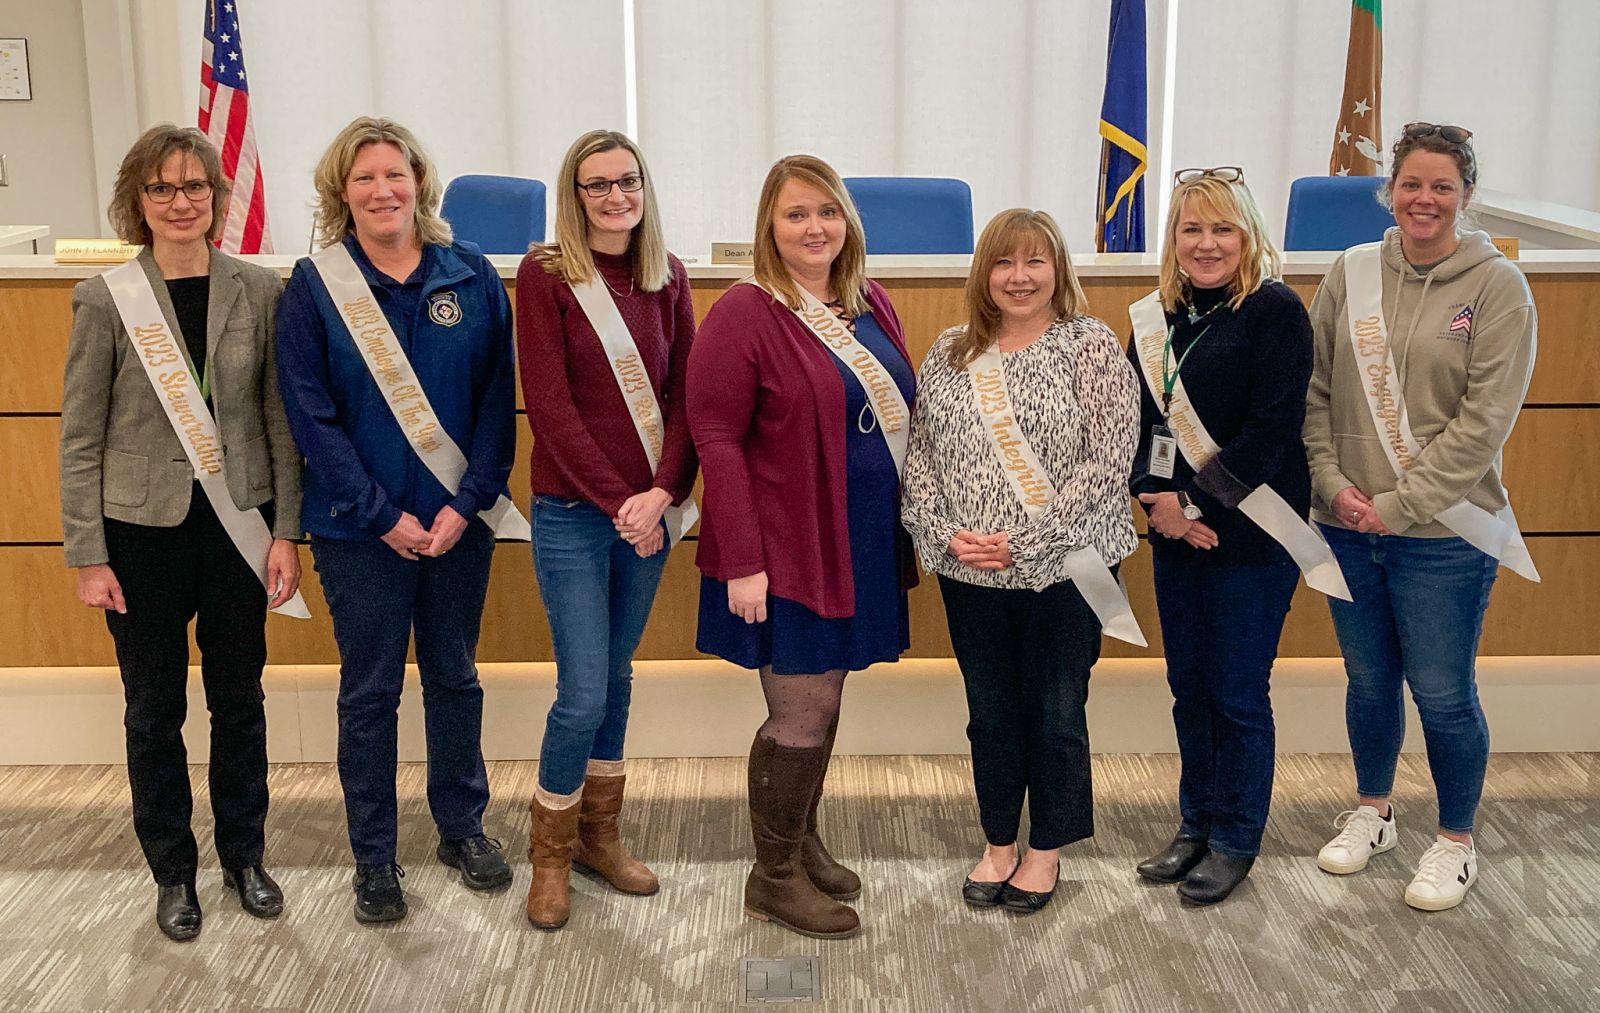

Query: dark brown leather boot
[800,719,862,901]
[525,791,581,930]
[744,734,861,939]
[571,763,659,896]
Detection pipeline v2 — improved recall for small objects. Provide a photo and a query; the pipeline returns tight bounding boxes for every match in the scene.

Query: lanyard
[1159,322,1213,415]
[1158,299,1227,414]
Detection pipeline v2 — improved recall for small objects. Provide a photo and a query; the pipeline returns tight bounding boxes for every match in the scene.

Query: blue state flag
[1096,0,1147,252]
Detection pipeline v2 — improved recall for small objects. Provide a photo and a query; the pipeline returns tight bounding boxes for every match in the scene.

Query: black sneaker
[352,862,407,923]
[437,834,513,890]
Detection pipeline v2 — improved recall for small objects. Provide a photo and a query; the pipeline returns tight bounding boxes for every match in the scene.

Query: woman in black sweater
[1125,168,1315,905]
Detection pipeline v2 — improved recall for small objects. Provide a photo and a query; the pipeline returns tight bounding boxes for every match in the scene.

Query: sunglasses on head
[1403,122,1473,144]
[1173,166,1244,185]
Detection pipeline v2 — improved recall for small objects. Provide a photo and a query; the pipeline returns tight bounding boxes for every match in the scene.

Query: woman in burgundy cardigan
[688,155,915,940]
[515,130,697,930]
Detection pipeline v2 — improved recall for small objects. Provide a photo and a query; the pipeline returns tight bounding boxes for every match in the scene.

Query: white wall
[0,0,102,251]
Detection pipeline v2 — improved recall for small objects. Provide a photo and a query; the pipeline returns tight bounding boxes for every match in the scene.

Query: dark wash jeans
[1152,547,1298,858]
[938,574,1103,851]
[531,495,669,796]
[1321,525,1498,834]
[311,522,494,864]
[104,493,270,886]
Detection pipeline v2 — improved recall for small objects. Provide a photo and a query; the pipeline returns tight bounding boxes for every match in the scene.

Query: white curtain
[635,0,1123,256]
[1169,0,1600,246]
[122,0,1599,257]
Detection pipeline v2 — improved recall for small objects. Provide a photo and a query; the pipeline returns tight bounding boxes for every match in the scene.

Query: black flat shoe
[1136,835,1209,884]
[156,883,202,941]
[436,835,513,891]
[961,860,1019,907]
[223,864,284,918]
[1177,851,1255,906]
[998,862,1060,914]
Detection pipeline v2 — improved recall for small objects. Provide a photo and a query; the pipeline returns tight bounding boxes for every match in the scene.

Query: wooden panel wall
[3,271,1594,667]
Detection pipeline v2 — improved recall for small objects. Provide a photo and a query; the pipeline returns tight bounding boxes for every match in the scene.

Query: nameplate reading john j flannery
[711,242,755,265]
[54,239,143,264]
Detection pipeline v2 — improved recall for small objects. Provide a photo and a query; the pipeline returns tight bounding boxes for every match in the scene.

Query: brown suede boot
[800,719,862,901]
[571,763,659,896]
[525,789,582,930]
[744,734,861,939]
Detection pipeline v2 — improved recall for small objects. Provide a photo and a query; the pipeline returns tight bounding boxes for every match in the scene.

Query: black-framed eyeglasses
[142,180,214,204]
[1403,122,1473,144]
[576,174,644,198]
[1173,166,1244,185]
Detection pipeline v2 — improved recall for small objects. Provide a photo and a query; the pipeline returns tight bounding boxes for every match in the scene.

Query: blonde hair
[1158,175,1281,313]
[752,155,870,318]
[312,116,452,249]
[536,130,670,292]
[950,209,1087,368]
[107,124,229,246]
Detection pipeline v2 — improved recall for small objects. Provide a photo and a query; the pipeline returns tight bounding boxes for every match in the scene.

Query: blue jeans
[311,523,495,864]
[532,496,669,795]
[1321,525,1498,834]
[1152,548,1299,858]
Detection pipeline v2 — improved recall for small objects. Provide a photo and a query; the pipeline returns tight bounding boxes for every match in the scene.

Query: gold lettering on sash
[795,303,905,434]
[1135,324,1214,468]
[973,365,1051,507]
[1350,312,1416,470]
[155,368,222,475]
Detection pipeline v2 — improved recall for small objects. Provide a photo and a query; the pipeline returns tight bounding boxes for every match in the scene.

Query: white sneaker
[1316,804,1398,874]
[1404,836,1478,911]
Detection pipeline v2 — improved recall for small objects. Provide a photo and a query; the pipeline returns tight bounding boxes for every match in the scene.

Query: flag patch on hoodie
[1440,304,1474,342]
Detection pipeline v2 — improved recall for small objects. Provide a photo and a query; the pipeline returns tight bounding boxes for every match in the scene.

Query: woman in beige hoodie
[1303,124,1537,913]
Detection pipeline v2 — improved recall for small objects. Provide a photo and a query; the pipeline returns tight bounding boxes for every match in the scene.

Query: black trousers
[103,491,269,886]
[938,574,1102,850]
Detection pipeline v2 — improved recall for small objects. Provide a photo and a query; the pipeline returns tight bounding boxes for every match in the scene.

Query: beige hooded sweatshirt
[1304,228,1537,537]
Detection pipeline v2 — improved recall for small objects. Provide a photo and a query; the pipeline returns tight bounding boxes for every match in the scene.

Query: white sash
[741,279,911,475]
[967,345,1147,646]
[1341,244,1539,581]
[1130,290,1353,601]
[307,243,530,540]
[103,259,311,618]
[567,275,699,544]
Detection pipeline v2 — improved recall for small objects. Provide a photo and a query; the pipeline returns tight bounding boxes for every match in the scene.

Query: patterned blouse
[900,315,1141,591]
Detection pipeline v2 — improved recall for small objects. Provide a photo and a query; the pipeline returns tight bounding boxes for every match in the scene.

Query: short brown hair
[1384,126,1478,205]
[751,154,870,319]
[950,208,1086,368]
[312,116,452,249]
[107,125,229,246]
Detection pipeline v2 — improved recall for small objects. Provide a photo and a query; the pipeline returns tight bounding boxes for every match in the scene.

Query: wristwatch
[1176,490,1203,521]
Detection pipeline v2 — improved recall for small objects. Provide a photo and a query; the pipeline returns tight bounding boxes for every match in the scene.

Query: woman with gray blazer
[58,126,302,942]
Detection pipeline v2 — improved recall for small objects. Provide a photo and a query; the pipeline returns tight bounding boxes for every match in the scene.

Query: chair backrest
[1283,175,1393,251]
[842,176,975,254]
[440,174,547,254]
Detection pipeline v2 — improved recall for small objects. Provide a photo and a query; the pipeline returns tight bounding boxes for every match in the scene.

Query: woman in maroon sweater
[689,155,916,939]
[514,130,697,930]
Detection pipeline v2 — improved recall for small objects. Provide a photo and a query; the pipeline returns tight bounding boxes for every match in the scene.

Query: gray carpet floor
[0,754,1595,1012]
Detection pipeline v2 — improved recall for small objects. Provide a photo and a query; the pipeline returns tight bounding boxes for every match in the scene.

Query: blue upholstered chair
[842,176,975,254]
[440,174,547,254]
[1282,175,1393,251]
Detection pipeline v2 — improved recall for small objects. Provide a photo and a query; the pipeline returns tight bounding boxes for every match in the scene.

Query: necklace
[602,268,635,300]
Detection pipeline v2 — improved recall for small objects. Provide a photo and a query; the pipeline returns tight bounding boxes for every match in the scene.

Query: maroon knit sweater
[515,248,698,517]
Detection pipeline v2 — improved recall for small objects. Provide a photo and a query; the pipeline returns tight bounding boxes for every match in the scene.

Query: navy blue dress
[697,312,914,674]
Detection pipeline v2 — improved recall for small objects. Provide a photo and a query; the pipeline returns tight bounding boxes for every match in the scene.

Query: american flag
[199,0,272,254]
[1450,305,1475,334]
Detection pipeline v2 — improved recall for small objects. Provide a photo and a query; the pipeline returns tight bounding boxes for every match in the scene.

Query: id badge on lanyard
[1148,424,1177,479]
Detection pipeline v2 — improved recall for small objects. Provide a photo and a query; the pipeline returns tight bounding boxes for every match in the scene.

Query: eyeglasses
[1173,166,1244,185]
[1403,122,1473,144]
[576,174,644,198]
[142,180,214,204]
